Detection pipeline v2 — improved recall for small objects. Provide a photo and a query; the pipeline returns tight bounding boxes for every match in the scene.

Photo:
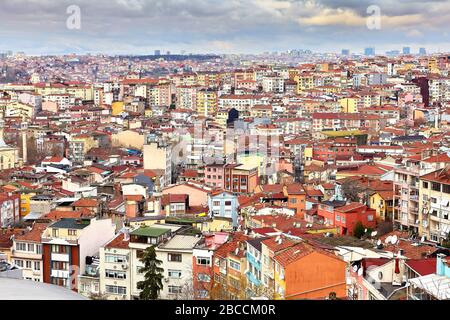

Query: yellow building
[196,90,218,117]
[419,169,450,244]
[5,102,34,119]
[112,101,125,116]
[112,130,146,150]
[295,74,314,93]
[339,97,359,113]
[70,134,98,163]
[369,191,394,222]
[20,192,36,218]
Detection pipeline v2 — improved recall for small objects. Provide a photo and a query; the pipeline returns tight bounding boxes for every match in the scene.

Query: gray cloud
[0,0,449,54]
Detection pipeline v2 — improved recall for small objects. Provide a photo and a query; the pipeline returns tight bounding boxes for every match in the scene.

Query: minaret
[21,121,28,164]
[0,109,7,148]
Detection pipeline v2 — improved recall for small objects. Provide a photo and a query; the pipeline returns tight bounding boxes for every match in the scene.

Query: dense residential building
[2,48,450,302]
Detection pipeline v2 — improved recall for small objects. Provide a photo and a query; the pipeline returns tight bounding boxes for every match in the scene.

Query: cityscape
[0,0,450,303]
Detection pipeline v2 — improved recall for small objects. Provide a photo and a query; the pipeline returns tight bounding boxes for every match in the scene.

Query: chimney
[21,122,28,165]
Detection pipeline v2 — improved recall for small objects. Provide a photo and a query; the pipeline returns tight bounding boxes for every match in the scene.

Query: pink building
[204,163,225,188]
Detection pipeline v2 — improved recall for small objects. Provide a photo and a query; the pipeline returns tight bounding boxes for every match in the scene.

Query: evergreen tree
[353,221,365,239]
[137,246,164,300]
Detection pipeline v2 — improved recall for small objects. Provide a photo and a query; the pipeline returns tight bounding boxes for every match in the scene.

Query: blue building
[207,192,239,228]
[245,237,268,295]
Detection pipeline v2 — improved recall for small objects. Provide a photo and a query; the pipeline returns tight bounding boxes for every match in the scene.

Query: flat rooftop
[0,278,88,300]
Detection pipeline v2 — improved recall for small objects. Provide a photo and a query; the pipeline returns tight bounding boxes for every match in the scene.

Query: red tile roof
[104,233,129,250]
[406,258,437,276]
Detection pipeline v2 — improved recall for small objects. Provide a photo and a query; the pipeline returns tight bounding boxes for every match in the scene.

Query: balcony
[51,269,70,278]
[246,271,261,286]
[51,253,70,262]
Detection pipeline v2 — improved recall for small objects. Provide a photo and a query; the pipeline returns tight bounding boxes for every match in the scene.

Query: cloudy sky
[0,0,449,55]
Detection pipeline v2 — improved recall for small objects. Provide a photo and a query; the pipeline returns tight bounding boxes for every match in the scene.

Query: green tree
[137,246,164,300]
[353,221,365,239]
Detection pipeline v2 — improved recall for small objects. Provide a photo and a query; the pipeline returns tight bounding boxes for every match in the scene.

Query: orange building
[273,242,347,300]
[283,184,306,218]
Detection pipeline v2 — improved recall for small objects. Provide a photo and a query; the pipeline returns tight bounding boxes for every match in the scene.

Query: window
[51,245,68,254]
[432,182,441,192]
[423,181,429,189]
[26,261,32,269]
[52,229,59,237]
[68,229,77,236]
[168,253,182,262]
[225,201,232,206]
[15,260,24,268]
[51,261,69,271]
[105,254,127,263]
[368,215,374,222]
[168,270,182,279]
[27,244,34,252]
[229,260,240,271]
[168,286,182,294]
[196,257,211,266]
[443,184,450,194]
[197,273,211,282]
[34,262,40,271]
[336,215,341,222]
[36,245,42,254]
[213,201,220,207]
[105,269,127,279]
[290,198,297,204]
[16,243,26,251]
[106,285,126,295]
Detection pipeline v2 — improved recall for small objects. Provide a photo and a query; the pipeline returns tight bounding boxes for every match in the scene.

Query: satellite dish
[377,240,382,246]
[421,236,426,243]
[352,265,358,272]
[391,235,398,245]
[371,231,378,237]
[378,271,383,280]
[385,236,392,244]
[358,267,363,276]
[365,229,368,233]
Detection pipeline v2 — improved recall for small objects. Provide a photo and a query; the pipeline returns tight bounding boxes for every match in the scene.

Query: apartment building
[393,153,450,234]
[143,136,172,187]
[11,222,48,282]
[155,235,202,299]
[41,217,115,290]
[99,233,131,300]
[419,168,450,244]
[192,232,229,300]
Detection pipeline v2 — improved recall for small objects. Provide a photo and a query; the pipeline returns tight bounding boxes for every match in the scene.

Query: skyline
[1,0,450,55]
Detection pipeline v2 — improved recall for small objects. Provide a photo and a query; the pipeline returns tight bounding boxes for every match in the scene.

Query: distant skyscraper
[419,47,427,55]
[386,50,400,57]
[364,47,375,56]
[341,49,350,56]
[403,47,411,55]
[154,50,161,56]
